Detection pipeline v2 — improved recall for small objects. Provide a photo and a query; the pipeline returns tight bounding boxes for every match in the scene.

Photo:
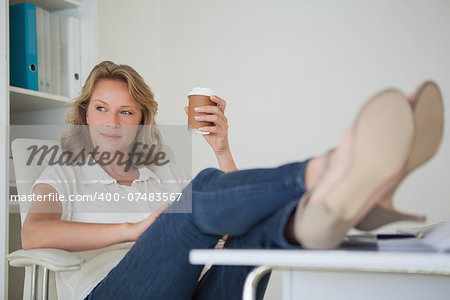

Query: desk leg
[242,266,273,300]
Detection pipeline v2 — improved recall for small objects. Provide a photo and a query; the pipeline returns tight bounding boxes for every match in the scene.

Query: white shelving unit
[8,0,96,117]
[0,0,96,298]
[0,0,9,296]
[10,0,82,12]
[10,86,72,113]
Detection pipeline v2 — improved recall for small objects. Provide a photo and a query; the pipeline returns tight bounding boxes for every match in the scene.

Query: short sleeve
[31,165,73,221]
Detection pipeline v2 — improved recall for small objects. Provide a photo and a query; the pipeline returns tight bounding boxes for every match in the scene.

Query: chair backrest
[11,138,61,226]
[11,138,61,300]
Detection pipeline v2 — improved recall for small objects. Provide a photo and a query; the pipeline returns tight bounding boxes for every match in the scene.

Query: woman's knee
[191,167,223,192]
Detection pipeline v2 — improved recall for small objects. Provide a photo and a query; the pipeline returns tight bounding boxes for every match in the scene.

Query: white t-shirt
[31,162,191,300]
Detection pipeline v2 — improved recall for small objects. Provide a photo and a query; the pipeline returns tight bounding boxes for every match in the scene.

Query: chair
[8,138,85,300]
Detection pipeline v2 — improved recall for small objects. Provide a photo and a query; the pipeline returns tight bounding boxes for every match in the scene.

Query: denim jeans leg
[84,211,220,300]
[85,161,309,299]
[190,161,309,236]
[192,201,301,300]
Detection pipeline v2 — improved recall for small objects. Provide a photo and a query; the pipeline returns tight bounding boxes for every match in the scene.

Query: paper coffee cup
[187,87,216,135]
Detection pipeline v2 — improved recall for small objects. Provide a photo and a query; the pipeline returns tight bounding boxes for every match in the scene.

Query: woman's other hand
[128,203,171,241]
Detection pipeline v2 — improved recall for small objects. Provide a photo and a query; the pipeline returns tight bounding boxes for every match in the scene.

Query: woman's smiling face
[86,79,142,154]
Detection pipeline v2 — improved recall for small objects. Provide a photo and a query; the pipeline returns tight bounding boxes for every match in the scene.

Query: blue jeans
[85,161,308,300]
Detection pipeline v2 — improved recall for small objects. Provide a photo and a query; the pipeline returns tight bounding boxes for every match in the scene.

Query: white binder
[36,7,51,93]
[60,16,81,98]
[36,6,45,92]
[59,16,68,97]
[42,9,51,93]
[49,14,60,95]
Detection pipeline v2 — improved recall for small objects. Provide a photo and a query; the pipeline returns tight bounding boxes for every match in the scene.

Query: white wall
[97,0,450,298]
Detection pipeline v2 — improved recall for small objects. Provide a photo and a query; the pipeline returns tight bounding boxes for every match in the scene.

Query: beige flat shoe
[356,81,444,231]
[294,89,414,249]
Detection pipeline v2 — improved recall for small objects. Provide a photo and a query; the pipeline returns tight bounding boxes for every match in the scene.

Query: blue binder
[10,3,38,91]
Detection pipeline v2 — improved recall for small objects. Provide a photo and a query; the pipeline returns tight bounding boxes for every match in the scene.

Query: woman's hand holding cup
[185,88,230,155]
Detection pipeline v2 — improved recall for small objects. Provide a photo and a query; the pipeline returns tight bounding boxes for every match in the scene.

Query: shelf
[9,0,82,11]
[10,86,72,113]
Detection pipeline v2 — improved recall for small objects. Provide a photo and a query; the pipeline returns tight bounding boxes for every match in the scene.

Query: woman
[21,61,443,300]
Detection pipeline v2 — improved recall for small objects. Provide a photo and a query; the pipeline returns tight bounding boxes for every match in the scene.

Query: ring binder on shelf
[9,3,39,91]
[60,16,81,98]
[50,14,61,95]
[10,3,81,98]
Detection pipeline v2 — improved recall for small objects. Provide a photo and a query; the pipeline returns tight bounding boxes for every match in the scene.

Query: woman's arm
[214,147,237,172]
[22,183,164,251]
[185,95,237,172]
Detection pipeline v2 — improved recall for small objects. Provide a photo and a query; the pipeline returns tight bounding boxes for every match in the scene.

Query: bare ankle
[304,154,325,191]
[284,209,300,245]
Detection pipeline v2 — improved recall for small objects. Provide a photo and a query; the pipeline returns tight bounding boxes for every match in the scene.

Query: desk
[189,249,450,300]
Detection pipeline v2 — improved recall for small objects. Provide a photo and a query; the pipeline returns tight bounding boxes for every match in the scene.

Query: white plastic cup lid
[187,87,215,97]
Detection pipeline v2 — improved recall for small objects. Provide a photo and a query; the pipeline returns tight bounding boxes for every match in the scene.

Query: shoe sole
[407,81,444,172]
[356,81,444,230]
[295,89,414,249]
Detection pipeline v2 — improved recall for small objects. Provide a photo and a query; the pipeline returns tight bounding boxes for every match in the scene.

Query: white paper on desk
[422,221,450,253]
[376,239,435,252]
[343,236,435,252]
[345,221,450,253]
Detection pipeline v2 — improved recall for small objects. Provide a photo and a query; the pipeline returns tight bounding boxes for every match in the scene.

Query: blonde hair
[61,61,164,167]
